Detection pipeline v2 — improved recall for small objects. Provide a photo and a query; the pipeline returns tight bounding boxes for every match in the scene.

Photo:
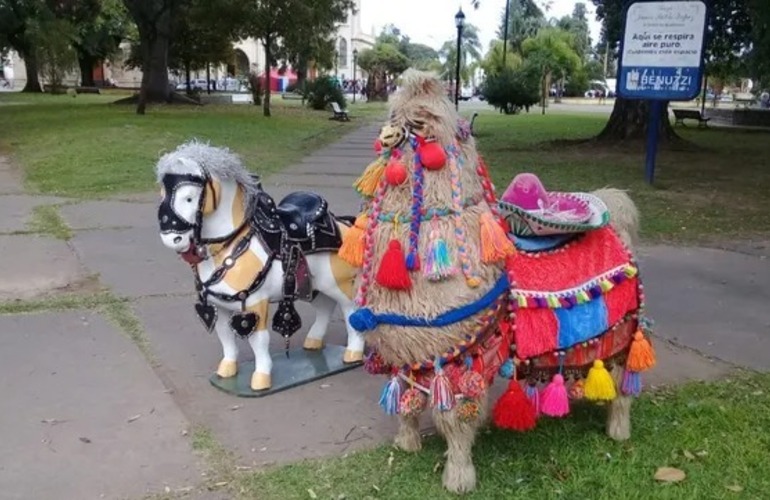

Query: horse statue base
[209,345,361,397]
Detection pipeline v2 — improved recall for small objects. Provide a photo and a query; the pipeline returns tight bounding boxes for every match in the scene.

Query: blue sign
[617,0,708,101]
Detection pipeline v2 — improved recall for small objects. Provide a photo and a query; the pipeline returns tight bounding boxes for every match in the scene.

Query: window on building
[338,38,348,68]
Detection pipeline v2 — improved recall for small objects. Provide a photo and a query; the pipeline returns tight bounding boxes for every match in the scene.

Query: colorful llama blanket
[507,226,640,364]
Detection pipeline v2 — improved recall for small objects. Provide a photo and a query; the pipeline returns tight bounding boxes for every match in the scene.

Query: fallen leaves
[654,467,686,483]
[725,485,744,493]
[307,488,317,499]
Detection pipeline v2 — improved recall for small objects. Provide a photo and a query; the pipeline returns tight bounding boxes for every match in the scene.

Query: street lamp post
[454,8,465,111]
[352,48,359,103]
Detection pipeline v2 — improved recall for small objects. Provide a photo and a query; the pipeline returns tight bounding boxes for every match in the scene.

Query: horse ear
[202,179,221,215]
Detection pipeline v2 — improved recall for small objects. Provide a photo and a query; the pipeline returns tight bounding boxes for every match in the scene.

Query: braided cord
[406,136,424,270]
[355,177,388,306]
[448,152,479,287]
[475,155,504,223]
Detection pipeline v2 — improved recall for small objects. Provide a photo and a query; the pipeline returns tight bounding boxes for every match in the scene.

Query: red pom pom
[376,240,412,290]
[374,138,383,154]
[385,159,408,186]
[419,141,447,170]
[493,380,537,432]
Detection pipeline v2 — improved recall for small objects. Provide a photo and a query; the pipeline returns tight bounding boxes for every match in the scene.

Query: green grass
[0,92,369,198]
[27,204,73,240]
[237,373,770,500]
[474,112,770,242]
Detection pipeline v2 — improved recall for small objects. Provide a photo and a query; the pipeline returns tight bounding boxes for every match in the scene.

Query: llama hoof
[607,422,631,442]
[216,359,238,378]
[303,337,325,350]
[394,430,422,452]
[343,349,364,363]
[251,372,271,391]
[442,460,477,494]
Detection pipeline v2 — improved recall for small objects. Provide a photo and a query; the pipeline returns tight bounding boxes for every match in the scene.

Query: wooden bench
[330,101,350,121]
[672,108,710,128]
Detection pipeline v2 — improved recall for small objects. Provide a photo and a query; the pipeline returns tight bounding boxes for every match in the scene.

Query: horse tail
[592,188,640,251]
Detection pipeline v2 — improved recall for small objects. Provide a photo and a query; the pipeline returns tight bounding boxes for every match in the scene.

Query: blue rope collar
[349,273,509,333]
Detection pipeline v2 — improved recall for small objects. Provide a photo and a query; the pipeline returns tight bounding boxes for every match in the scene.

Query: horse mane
[155,139,263,214]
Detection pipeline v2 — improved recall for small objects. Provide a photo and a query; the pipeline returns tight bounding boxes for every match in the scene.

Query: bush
[481,68,539,114]
[302,75,346,111]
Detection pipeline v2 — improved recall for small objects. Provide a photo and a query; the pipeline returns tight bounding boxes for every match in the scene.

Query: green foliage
[357,41,409,100]
[521,27,582,111]
[497,0,545,52]
[302,75,345,111]
[748,0,770,86]
[31,17,78,91]
[481,39,523,77]
[564,59,604,96]
[481,67,539,114]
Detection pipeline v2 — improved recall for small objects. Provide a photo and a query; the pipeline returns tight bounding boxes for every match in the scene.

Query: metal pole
[700,73,707,116]
[645,100,663,185]
[353,55,357,103]
[455,25,462,110]
[502,0,510,67]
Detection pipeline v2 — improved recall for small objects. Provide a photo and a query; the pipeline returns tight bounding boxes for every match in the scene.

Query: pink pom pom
[540,374,570,417]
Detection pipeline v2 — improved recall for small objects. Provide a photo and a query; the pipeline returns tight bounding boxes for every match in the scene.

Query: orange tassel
[376,240,412,290]
[338,214,368,267]
[627,330,656,372]
[354,158,386,197]
[479,212,516,263]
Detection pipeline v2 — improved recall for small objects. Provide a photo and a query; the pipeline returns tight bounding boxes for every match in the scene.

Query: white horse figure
[155,141,365,391]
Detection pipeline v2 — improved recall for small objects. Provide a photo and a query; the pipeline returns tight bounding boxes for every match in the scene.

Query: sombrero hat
[498,173,610,237]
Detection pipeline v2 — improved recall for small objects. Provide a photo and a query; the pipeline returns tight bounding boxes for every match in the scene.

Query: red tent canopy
[261,68,298,92]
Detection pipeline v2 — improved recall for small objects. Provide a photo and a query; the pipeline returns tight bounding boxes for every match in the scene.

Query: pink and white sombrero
[498,173,610,236]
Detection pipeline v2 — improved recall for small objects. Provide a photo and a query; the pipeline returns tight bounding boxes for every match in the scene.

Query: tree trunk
[22,53,42,93]
[185,63,191,95]
[263,36,272,117]
[142,35,171,104]
[594,98,679,143]
[78,53,96,87]
[296,56,308,89]
[541,72,547,115]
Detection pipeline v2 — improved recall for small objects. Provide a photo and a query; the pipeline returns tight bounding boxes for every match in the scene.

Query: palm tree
[521,27,581,114]
[439,23,483,90]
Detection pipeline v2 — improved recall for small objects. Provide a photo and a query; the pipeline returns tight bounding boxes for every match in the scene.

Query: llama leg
[394,413,422,452]
[214,310,238,378]
[433,393,488,494]
[245,301,272,391]
[303,292,336,350]
[340,300,365,363]
[606,365,632,441]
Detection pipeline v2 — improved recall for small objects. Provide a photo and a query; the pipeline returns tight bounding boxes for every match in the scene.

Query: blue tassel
[424,229,456,281]
[499,359,514,379]
[621,370,642,397]
[379,376,402,415]
[524,383,540,416]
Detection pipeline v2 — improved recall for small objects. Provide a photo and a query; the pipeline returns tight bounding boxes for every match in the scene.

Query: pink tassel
[430,367,455,411]
[540,374,570,417]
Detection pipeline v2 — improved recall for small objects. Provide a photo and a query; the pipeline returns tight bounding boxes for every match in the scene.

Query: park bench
[329,101,350,121]
[74,87,101,94]
[672,108,710,128]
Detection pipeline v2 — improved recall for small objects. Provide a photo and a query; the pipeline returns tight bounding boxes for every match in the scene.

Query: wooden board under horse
[155,140,365,391]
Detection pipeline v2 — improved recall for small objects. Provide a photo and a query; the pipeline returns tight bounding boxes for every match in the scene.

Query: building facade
[2,0,375,90]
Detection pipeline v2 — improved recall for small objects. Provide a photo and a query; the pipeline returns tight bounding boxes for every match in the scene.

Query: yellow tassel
[584,360,617,401]
[354,158,386,197]
[479,212,516,263]
[627,330,656,372]
[338,214,368,267]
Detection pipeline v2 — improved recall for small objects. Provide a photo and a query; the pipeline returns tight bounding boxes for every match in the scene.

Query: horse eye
[186,197,193,203]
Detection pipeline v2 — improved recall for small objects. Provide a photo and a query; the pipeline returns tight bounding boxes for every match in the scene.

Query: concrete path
[0,122,768,499]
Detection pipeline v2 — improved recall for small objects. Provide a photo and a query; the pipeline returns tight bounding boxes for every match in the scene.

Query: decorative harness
[159,166,343,352]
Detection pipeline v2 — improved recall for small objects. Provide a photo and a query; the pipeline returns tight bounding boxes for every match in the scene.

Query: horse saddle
[274,192,345,253]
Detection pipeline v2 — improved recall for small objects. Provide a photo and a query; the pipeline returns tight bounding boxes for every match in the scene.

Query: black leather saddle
[274,192,346,253]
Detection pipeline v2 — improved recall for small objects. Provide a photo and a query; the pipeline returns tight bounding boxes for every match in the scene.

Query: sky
[359,0,603,53]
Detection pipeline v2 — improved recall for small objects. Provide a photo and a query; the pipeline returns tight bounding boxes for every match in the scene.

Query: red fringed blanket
[507,227,640,361]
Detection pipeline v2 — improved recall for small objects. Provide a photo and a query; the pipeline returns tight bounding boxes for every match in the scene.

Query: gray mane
[155,139,263,214]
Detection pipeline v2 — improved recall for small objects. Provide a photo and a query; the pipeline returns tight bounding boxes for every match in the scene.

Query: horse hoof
[343,349,364,363]
[216,359,238,378]
[303,338,325,350]
[251,372,271,391]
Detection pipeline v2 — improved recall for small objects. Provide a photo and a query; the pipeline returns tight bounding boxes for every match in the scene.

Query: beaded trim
[402,296,505,373]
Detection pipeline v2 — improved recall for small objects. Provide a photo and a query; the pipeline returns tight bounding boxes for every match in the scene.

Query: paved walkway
[0,123,768,499]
